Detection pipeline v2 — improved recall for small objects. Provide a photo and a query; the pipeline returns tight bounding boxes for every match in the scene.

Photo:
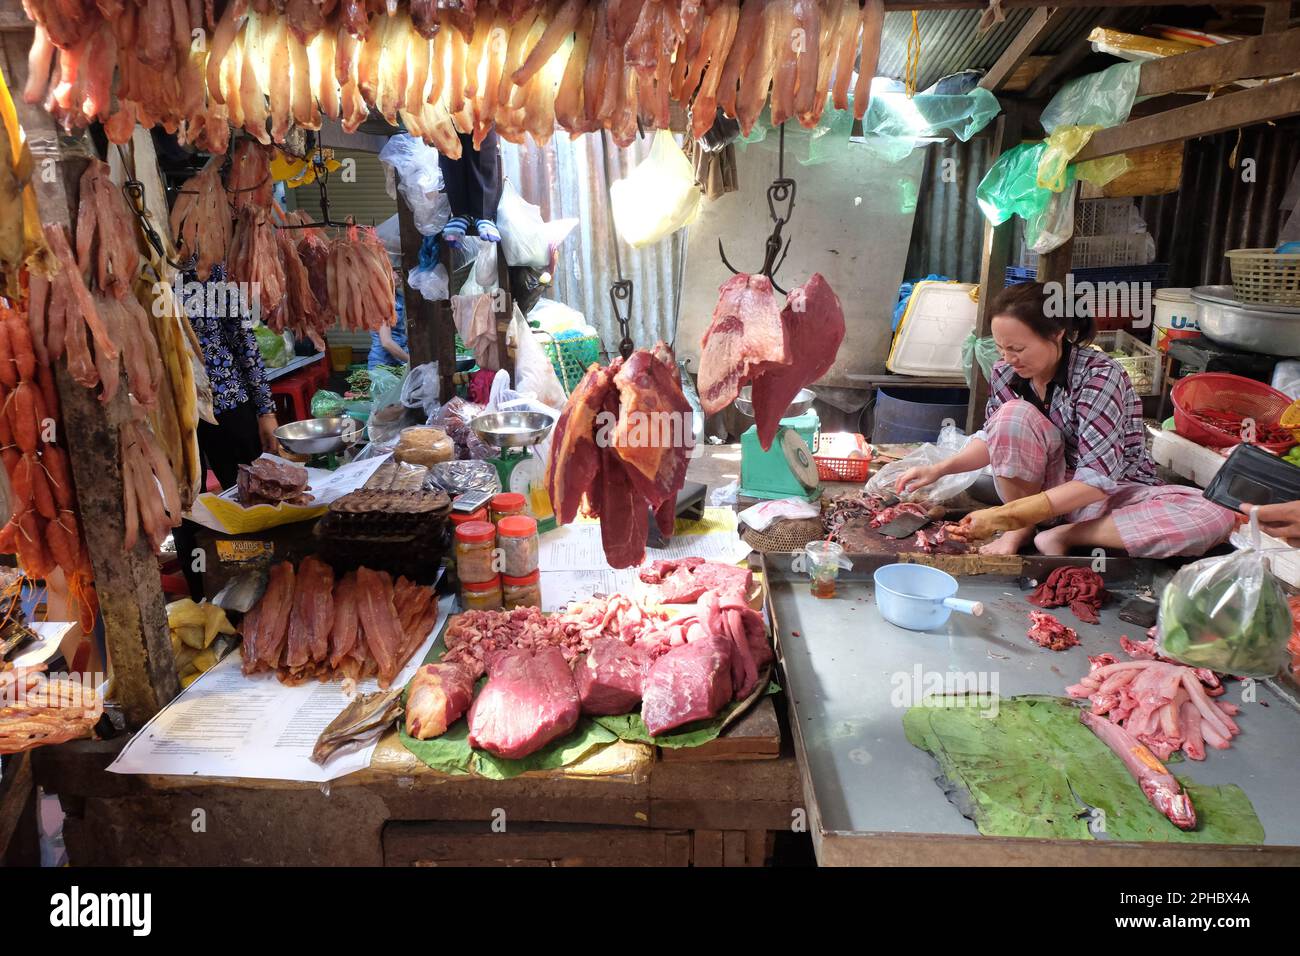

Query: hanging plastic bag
[408,261,449,301]
[497,179,578,269]
[378,134,451,236]
[610,130,703,248]
[1076,154,1131,188]
[1040,61,1141,133]
[1157,512,1292,678]
[509,311,568,409]
[962,332,1001,388]
[459,241,499,296]
[1026,180,1078,254]
[368,365,405,411]
[401,361,442,419]
[1037,126,1101,192]
[866,443,983,503]
[976,141,1054,227]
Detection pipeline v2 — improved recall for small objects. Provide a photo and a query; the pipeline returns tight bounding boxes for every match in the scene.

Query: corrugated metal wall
[1140,118,1300,288]
[903,136,996,282]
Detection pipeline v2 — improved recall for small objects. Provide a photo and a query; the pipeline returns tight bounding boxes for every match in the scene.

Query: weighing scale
[734,387,822,501]
[471,410,558,532]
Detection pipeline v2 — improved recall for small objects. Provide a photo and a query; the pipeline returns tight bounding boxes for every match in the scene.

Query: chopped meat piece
[1080,709,1196,830]
[467,646,580,759]
[1027,566,1106,624]
[574,638,647,716]
[638,557,752,604]
[640,633,734,736]
[406,661,476,740]
[1026,610,1079,652]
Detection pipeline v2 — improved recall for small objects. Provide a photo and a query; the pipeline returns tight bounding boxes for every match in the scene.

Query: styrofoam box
[1149,426,1226,488]
[887,281,978,377]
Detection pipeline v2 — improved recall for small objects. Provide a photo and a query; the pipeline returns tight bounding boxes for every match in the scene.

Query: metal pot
[1191,286,1300,357]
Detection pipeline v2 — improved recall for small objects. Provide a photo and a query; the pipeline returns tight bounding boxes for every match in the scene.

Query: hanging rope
[904,10,922,98]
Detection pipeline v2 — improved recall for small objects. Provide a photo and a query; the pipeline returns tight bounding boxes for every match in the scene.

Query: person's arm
[379,323,410,364]
[232,317,280,453]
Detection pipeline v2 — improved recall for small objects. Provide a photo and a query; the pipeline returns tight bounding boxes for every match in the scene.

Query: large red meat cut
[639,556,753,604]
[467,646,581,758]
[641,633,735,736]
[406,661,476,740]
[574,638,648,716]
[703,589,772,699]
[749,273,845,450]
[697,273,786,416]
[547,344,692,569]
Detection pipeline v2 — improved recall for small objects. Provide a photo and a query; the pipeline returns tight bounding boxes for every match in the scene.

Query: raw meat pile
[428,588,772,751]
[698,273,845,450]
[237,458,312,506]
[638,556,752,604]
[1027,566,1106,625]
[1079,708,1196,831]
[547,344,691,568]
[20,0,887,154]
[822,491,959,554]
[241,559,440,687]
[1026,611,1079,652]
[0,664,103,754]
[1066,646,1240,763]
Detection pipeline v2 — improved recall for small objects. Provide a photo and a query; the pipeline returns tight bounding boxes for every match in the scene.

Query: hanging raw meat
[697,273,786,416]
[326,225,398,332]
[169,156,232,281]
[75,159,141,299]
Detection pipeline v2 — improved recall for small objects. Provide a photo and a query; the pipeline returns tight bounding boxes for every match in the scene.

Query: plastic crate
[1075,199,1144,237]
[539,330,601,393]
[1226,248,1300,307]
[1005,264,1170,286]
[1021,232,1156,270]
[813,432,872,483]
[1093,330,1160,396]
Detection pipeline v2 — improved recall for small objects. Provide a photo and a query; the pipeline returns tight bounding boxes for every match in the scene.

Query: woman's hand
[1242,501,1300,545]
[895,464,943,495]
[258,413,281,455]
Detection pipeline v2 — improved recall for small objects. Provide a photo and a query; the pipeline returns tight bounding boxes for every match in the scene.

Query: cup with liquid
[804,540,851,599]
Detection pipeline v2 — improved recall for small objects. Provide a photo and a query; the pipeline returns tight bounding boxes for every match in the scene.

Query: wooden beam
[1134,28,1300,97]
[1075,74,1300,161]
[1,28,179,727]
[396,190,455,402]
[980,7,1071,92]
[1263,2,1292,33]
[966,110,1022,434]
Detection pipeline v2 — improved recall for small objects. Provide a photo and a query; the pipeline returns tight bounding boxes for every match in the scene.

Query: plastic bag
[497,179,578,269]
[408,261,449,302]
[378,134,451,236]
[1076,154,1131,188]
[459,242,499,297]
[433,396,495,459]
[1040,62,1141,134]
[400,361,442,418]
[1037,126,1101,192]
[976,141,1053,227]
[610,130,703,248]
[1157,513,1292,678]
[254,324,289,368]
[529,297,587,335]
[311,390,346,418]
[857,82,1001,162]
[1026,179,1078,254]
[962,332,1001,388]
[510,313,567,409]
[369,365,405,411]
[866,442,982,504]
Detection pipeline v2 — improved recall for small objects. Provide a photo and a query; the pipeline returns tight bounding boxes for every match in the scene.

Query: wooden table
[27,445,804,867]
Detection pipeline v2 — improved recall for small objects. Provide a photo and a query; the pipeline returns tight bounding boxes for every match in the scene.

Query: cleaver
[877,505,946,538]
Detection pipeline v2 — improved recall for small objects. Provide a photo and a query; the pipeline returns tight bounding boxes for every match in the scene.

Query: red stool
[271,373,314,423]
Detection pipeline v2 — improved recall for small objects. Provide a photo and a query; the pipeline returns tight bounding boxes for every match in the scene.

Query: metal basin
[733,386,816,419]
[472,410,555,449]
[274,417,357,456]
[1192,285,1300,357]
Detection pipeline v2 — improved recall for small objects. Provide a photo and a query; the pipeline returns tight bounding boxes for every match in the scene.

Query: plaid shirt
[980,342,1158,493]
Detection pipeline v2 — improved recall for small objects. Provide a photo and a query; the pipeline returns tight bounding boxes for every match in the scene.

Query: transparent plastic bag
[866,442,983,503]
[459,242,499,297]
[976,141,1053,227]
[400,361,442,418]
[369,365,405,411]
[962,332,1001,388]
[408,261,449,302]
[497,179,577,269]
[1040,61,1141,134]
[857,83,1001,162]
[1157,513,1292,678]
[510,314,567,409]
[378,133,451,236]
[311,390,346,418]
[1026,179,1078,254]
[610,129,703,248]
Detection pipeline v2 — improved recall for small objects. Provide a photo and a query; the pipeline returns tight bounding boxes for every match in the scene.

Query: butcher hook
[275,142,353,230]
[718,122,796,295]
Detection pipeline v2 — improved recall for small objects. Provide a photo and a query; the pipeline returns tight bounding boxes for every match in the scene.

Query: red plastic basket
[1171,372,1296,452]
[814,433,873,483]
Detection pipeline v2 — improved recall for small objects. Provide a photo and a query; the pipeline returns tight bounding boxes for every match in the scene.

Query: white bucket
[1152,287,1198,352]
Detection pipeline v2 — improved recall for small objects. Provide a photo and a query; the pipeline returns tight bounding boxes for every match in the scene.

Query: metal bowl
[1192,285,1300,357]
[471,410,556,449]
[733,386,816,419]
[274,417,357,456]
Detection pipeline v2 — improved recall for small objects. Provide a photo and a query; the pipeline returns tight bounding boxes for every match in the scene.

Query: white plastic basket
[1092,329,1161,396]
[1021,232,1156,270]
[1075,199,1144,237]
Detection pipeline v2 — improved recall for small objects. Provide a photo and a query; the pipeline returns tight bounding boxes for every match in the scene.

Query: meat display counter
[763,552,1300,866]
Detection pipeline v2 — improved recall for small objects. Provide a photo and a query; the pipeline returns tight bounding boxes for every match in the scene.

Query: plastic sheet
[1040,62,1141,133]
[856,84,1001,163]
[610,130,703,248]
[1076,154,1131,187]
[976,141,1053,226]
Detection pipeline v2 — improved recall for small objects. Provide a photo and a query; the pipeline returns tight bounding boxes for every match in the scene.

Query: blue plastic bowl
[873,563,984,631]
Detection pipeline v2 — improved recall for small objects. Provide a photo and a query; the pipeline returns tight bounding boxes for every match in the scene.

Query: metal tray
[764,553,1300,865]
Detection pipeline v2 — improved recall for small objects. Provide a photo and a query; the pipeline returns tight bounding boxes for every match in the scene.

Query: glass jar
[804,540,847,599]
[502,570,542,609]
[461,576,503,611]
[491,492,528,523]
[496,515,539,578]
[450,506,489,529]
[454,520,498,584]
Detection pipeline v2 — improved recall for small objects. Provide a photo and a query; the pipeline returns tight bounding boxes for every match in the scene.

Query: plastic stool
[271,374,313,423]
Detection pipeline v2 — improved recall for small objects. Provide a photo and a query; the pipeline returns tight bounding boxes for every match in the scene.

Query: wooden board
[384,821,690,866]
[659,696,782,762]
[1079,141,1184,198]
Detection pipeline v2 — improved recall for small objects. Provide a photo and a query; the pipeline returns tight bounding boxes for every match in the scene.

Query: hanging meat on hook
[168,156,232,281]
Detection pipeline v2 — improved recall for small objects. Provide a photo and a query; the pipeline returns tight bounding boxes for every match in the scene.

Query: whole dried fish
[311,686,404,765]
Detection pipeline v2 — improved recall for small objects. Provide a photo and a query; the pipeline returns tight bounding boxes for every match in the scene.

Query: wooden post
[966,109,1022,433]
[1,27,179,726]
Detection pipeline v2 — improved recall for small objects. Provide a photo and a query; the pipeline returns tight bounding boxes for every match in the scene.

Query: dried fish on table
[311,686,405,764]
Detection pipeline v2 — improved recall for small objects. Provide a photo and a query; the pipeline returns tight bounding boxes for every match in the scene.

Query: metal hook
[717,123,795,295]
[121,179,186,270]
[610,279,634,360]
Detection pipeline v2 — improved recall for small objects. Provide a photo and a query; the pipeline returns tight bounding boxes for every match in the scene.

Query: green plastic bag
[1040,61,1141,133]
[311,389,345,418]
[962,332,1001,388]
[1076,154,1131,188]
[977,141,1054,226]
[368,365,405,411]
[253,324,288,369]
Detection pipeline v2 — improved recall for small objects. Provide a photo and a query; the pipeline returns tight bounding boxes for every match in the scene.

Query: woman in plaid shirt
[898,283,1235,559]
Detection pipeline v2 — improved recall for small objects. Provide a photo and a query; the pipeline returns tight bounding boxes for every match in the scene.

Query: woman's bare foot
[978,526,1035,556]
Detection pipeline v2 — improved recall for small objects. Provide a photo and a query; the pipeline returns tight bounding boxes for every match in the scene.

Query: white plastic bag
[408,262,449,302]
[378,134,451,236]
[1026,180,1078,254]
[866,441,983,503]
[610,130,703,248]
[460,241,499,296]
[400,361,442,419]
[529,297,587,335]
[509,310,568,409]
[497,179,578,269]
